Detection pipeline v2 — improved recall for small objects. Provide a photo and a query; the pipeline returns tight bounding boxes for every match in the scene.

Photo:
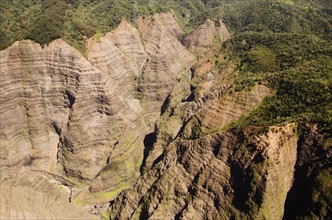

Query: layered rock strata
[0,170,98,219]
[0,11,309,220]
[182,19,230,54]
[108,124,298,219]
[0,13,195,213]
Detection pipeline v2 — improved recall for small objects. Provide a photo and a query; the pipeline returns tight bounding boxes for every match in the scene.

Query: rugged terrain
[1,1,332,219]
[0,12,196,214]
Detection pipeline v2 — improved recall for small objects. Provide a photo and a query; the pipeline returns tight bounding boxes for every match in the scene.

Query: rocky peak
[219,19,230,42]
[1,10,323,220]
[182,18,230,56]
[0,13,196,214]
[182,19,216,53]
[103,20,147,70]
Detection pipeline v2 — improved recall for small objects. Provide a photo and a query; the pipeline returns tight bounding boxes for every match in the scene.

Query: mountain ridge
[0,1,331,219]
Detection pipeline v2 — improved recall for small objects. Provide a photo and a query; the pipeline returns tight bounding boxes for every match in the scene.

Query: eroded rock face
[1,12,311,220]
[219,20,230,42]
[182,19,230,56]
[0,13,195,213]
[143,83,271,171]
[0,39,93,176]
[108,124,298,219]
[257,125,298,219]
[182,19,216,53]
[104,20,148,70]
[0,170,98,220]
[136,13,196,128]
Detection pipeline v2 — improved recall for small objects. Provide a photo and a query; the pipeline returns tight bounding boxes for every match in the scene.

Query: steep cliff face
[0,39,93,176]
[108,124,298,219]
[283,124,332,219]
[0,13,195,212]
[1,11,328,220]
[0,39,101,219]
[0,171,98,220]
[136,13,195,129]
[182,19,229,54]
[182,19,216,53]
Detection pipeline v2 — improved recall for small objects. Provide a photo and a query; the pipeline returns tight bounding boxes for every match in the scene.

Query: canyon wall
[1,12,324,220]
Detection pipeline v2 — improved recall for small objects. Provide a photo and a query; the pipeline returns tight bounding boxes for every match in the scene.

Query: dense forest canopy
[0,0,331,50]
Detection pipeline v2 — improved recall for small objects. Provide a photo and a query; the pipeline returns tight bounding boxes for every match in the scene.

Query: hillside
[0,0,331,219]
[0,0,331,51]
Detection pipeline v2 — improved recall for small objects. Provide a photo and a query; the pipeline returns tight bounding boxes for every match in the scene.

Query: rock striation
[0,170,98,219]
[0,13,195,216]
[182,19,230,54]
[182,19,216,53]
[108,124,298,219]
[1,12,321,220]
[136,13,195,128]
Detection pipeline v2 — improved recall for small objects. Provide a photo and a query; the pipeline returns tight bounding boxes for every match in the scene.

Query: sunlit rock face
[2,11,306,220]
[0,13,196,215]
[108,124,298,220]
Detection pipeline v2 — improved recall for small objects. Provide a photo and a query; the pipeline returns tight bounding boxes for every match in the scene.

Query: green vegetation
[223,32,331,136]
[101,211,110,220]
[311,167,332,217]
[0,0,165,51]
[1,0,330,218]
[1,0,331,51]
[1,0,329,153]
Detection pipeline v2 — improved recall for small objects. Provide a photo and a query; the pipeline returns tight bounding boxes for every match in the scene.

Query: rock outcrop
[0,170,98,220]
[1,11,320,220]
[136,13,195,128]
[182,19,216,53]
[0,13,195,216]
[108,124,298,219]
[182,19,230,54]
[219,20,230,42]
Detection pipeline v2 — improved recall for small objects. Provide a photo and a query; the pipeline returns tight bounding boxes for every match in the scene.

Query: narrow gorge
[0,4,331,219]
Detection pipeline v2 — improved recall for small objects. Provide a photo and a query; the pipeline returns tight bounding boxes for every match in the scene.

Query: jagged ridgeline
[0,0,331,51]
[0,0,331,219]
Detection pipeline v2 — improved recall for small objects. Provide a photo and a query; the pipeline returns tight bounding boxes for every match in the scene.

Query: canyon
[0,12,331,220]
